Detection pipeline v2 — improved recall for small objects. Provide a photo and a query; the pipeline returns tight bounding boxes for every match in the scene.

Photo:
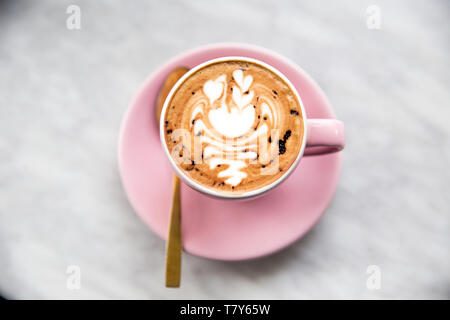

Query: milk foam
[187,69,281,187]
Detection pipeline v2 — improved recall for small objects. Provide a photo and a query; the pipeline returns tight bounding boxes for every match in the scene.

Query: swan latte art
[163,59,304,194]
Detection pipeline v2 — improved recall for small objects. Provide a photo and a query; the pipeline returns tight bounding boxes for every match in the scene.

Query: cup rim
[159,56,308,199]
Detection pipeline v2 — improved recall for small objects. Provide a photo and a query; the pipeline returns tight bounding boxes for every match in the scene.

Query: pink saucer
[118,43,342,261]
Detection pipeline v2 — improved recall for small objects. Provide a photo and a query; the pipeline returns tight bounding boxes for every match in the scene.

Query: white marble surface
[0,0,449,299]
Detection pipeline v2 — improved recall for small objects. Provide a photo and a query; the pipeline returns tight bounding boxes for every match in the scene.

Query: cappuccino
[163,59,304,194]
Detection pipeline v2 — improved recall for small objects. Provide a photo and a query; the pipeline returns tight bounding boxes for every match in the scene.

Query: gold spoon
[156,66,189,288]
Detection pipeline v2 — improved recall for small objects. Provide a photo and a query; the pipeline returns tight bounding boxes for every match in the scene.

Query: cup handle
[304,119,345,156]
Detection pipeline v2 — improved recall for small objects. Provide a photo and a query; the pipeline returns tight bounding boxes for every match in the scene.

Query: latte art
[163,60,304,194]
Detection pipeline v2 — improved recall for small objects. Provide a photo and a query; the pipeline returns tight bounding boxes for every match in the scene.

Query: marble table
[0,0,448,299]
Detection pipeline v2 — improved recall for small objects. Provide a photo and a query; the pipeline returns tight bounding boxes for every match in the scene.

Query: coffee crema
[163,60,304,194]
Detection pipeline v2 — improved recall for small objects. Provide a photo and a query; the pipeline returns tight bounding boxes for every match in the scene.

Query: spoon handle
[165,175,182,287]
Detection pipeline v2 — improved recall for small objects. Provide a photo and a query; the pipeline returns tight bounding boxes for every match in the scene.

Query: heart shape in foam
[203,76,225,104]
[233,69,252,92]
[208,104,255,138]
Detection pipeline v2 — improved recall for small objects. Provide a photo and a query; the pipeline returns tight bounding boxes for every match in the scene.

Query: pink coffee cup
[160,56,345,199]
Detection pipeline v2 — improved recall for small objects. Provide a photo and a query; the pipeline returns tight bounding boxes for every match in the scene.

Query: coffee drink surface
[163,60,304,194]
